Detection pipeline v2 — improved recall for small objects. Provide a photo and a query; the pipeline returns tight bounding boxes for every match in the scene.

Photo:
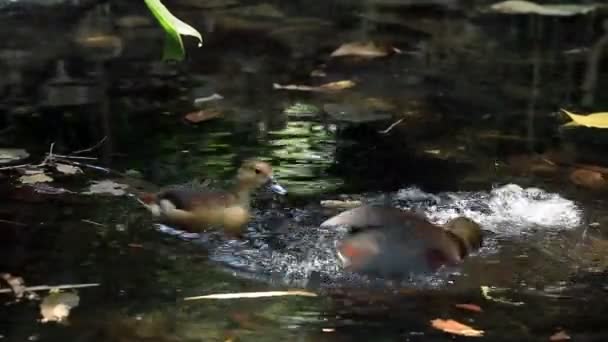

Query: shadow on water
[1,0,608,341]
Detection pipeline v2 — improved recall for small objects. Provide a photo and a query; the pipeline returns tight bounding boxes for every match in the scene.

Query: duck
[138,159,287,238]
[320,205,483,278]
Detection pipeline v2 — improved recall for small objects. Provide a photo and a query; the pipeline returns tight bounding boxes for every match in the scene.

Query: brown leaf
[330,41,391,58]
[184,109,222,123]
[430,319,484,337]
[550,330,571,341]
[569,168,607,190]
[454,303,483,313]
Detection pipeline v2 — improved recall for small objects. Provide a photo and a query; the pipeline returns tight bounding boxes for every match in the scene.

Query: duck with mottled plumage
[138,159,287,238]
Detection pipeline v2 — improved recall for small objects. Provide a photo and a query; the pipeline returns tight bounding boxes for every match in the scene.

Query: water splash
[155,183,583,287]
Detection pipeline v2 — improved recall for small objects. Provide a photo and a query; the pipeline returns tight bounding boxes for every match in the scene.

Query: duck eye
[254,168,262,174]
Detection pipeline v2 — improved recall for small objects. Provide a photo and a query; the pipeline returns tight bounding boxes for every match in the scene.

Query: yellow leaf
[561,109,608,128]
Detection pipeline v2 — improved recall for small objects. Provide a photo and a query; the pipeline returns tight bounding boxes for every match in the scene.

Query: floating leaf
[430,319,484,337]
[330,41,392,58]
[560,109,608,128]
[184,109,222,123]
[144,0,202,61]
[55,163,83,175]
[40,292,79,323]
[481,286,525,305]
[83,180,129,196]
[454,303,483,313]
[490,1,602,16]
[273,80,356,93]
[550,330,571,341]
[19,172,53,184]
[0,148,29,164]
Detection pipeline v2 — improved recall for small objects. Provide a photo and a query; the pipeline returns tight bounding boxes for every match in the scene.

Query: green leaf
[144,0,203,61]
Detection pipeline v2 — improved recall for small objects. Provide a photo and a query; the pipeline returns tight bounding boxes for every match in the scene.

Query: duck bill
[267,178,287,195]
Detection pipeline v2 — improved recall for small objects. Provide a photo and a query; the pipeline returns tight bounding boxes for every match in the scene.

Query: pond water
[1,0,608,341]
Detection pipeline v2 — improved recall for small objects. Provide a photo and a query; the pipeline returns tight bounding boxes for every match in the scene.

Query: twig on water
[184,290,318,301]
[0,219,27,226]
[378,118,404,134]
[72,136,107,155]
[0,163,32,171]
[0,283,100,294]
[81,219,106,227]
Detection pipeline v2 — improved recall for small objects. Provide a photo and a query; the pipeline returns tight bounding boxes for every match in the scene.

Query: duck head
[443,216,483,259]
[237,159,287,195]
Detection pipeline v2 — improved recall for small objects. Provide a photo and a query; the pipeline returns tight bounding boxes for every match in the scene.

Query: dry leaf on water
[55,163,83,175]
[40,291,80,323]
[1,273,27,299]
[330,41,392,58]
[19,172,53,184]
[550,330,571,341]
[0,148,29,164]
[561,109,608,128]
[454,303,483,313]
[431,319,484,337]
[184,109,223,123]
[490,1,601,16]
[273,80,356,93]
[83,180,129,196]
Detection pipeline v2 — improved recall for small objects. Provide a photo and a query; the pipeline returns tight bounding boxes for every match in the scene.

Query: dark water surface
[1,0,608,341]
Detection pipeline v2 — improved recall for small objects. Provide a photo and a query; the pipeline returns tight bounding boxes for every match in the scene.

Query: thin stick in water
[184,290,318,301]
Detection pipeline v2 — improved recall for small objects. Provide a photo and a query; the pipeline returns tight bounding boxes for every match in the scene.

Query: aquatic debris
[193,93,223,106]
[18,171,53,184]
[489,1,602,16]
[283,102,321,117]
[481,286,525,306]
[55,163,82,175]
[184,109,223,123]
[550,330,571,341]
[330,41,393,59]
[0,283,100,294]
[1,273,27,299]
[430,319,484,337]
[378,118,404,134]
[40,291,79,323]
[560,109,608,128]
[0,148,29,165]
[83,180,129,196]
[144,0,203,61]
[273,80,356,93]
[454,303,483,313]
[184,290,317,300]
[320,199,362,209]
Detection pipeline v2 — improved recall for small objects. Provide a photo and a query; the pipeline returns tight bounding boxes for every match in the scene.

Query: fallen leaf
[490,1,602,16]
[569,169,607,190]
[273,80,356,93]
[55,163,83,175]
[561,109,608,128]
[481,286,525,306]
[1,273,27,298]
[83,180,129,196]
[40,291,79,323]
[193,93,223,106]
[184,109,222,123]
[19,172,53,184]
[330,41,391,58]
[430,319,484,337]
[0,148,29,164]
[320,199,362,209]
[550,330,571,341]
[455,303,483,313]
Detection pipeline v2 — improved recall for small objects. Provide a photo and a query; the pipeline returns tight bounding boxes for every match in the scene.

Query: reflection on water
[1,0,608,341]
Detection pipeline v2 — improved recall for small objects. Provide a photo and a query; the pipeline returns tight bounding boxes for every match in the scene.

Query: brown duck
[321,205,483,277]
[138,159,287,238]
